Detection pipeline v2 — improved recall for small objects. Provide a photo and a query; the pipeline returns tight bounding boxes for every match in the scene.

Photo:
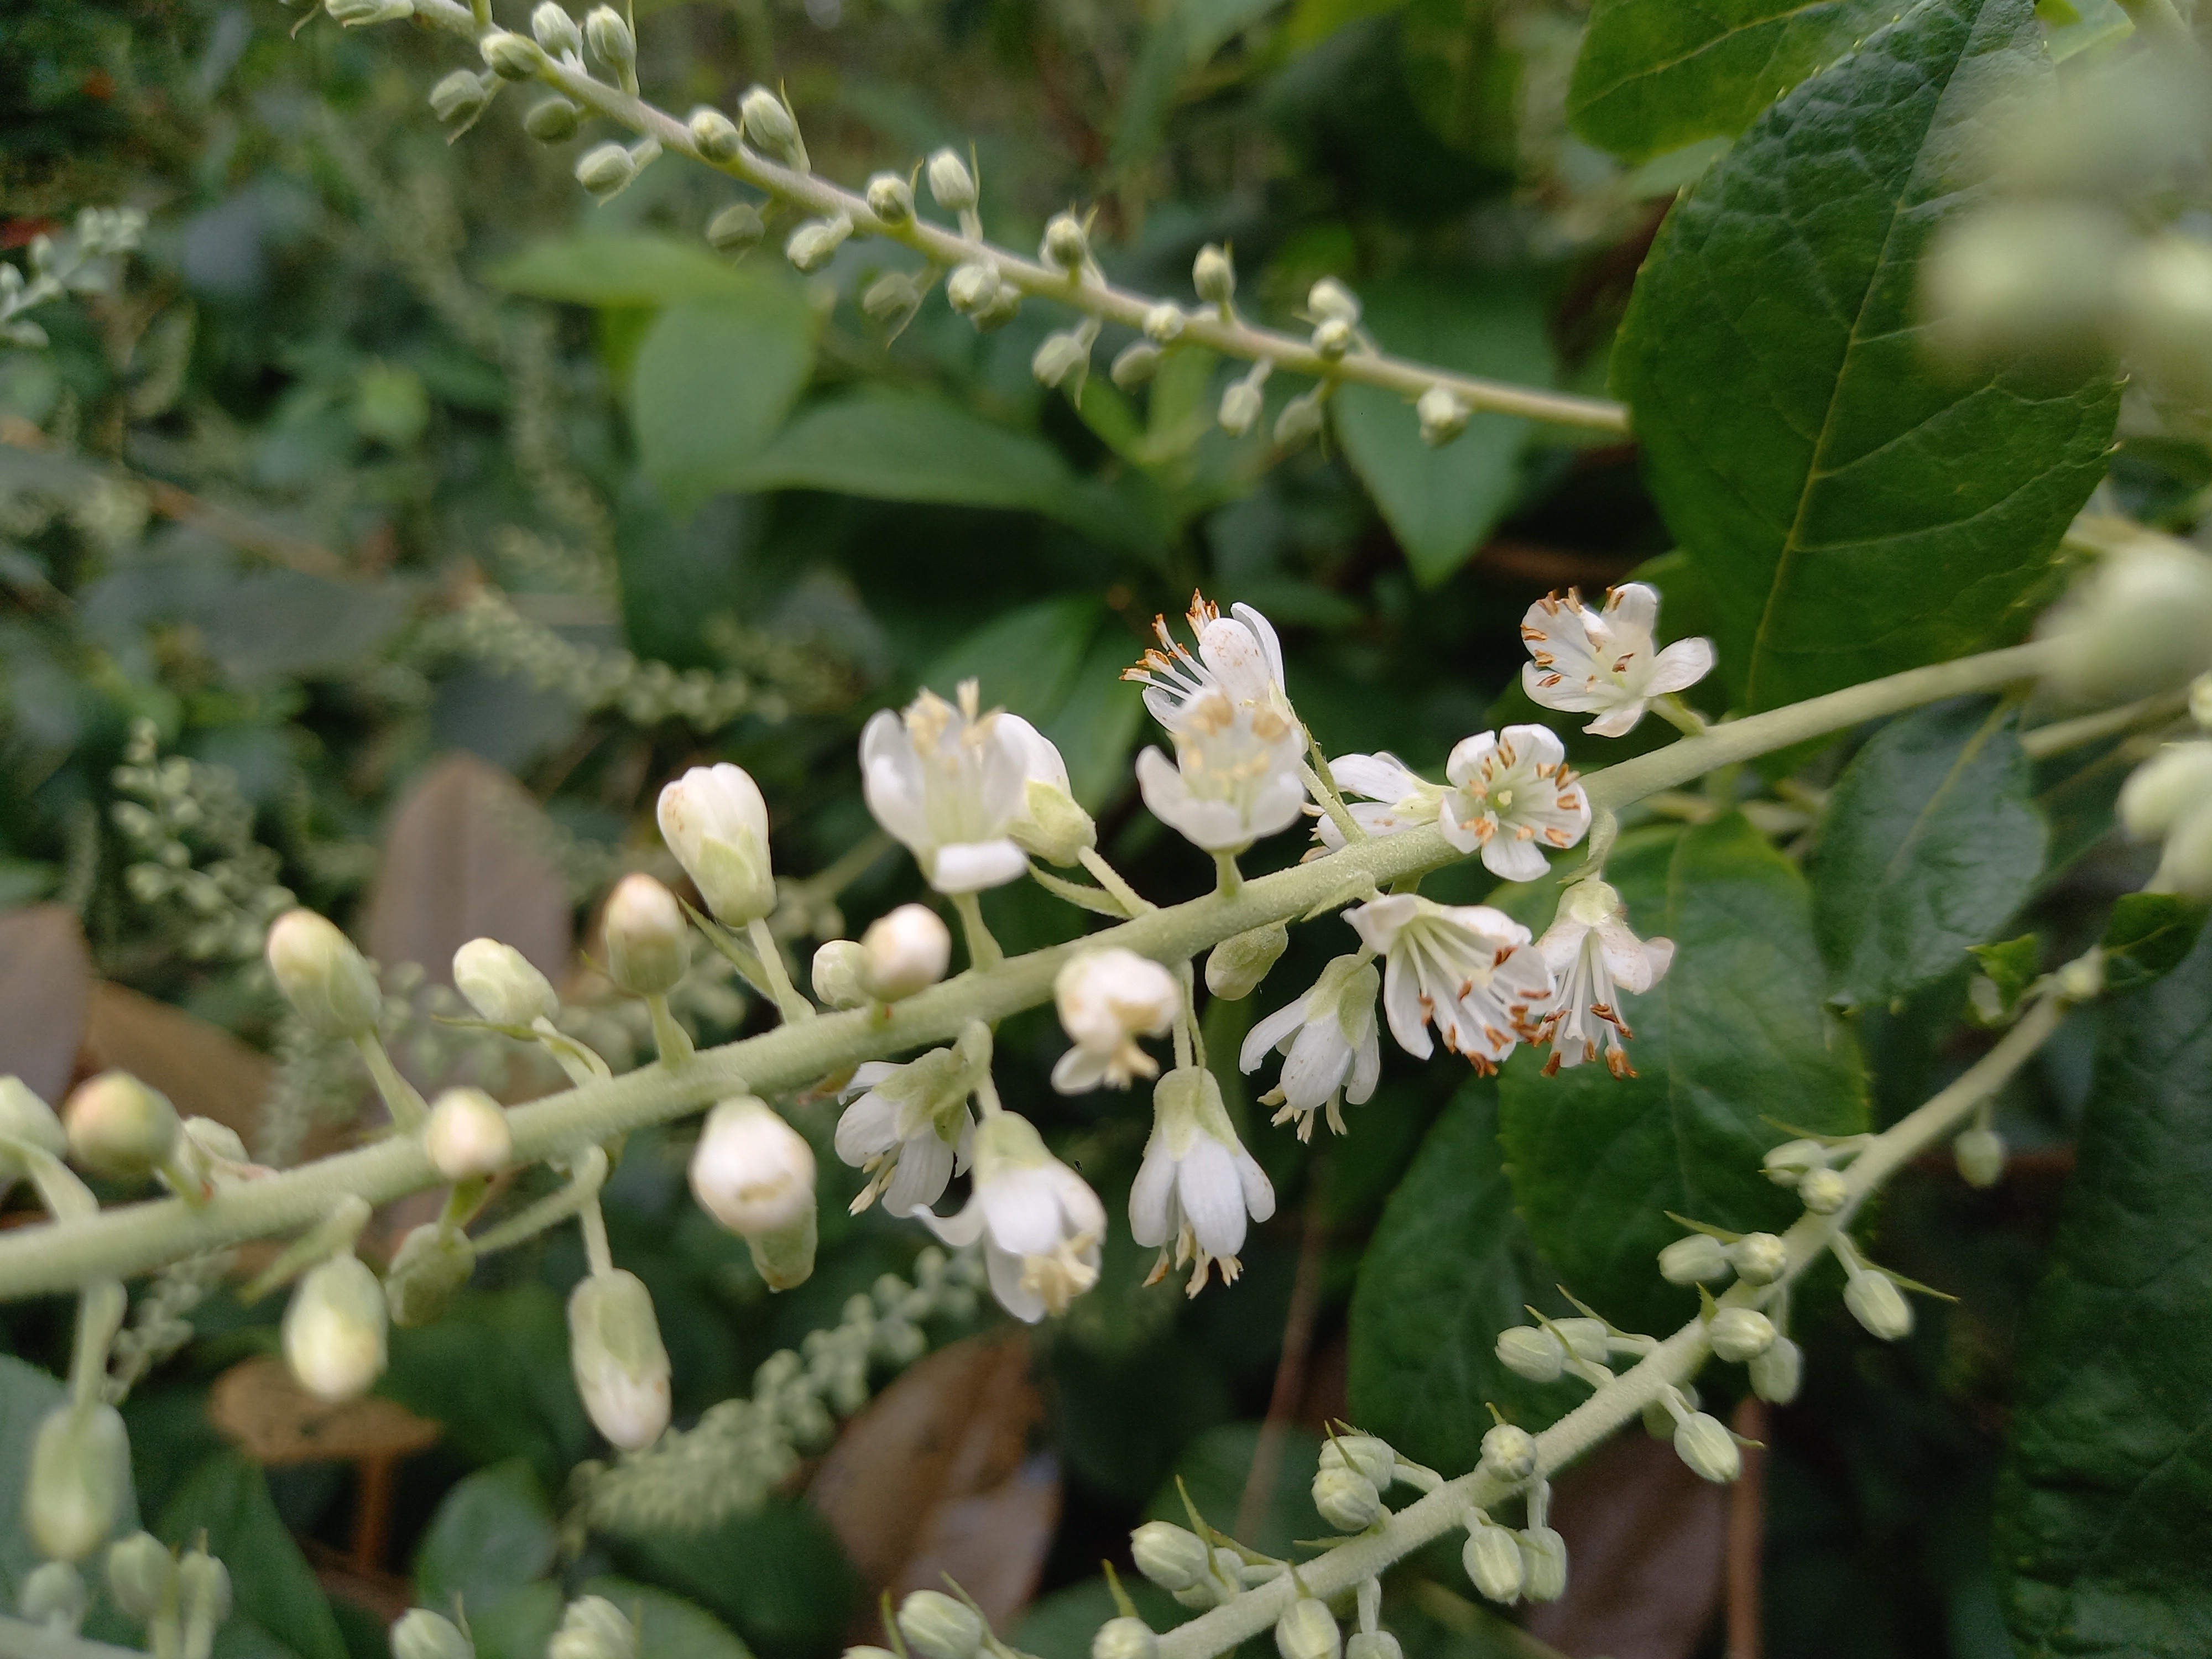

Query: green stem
[1077,846,1154,915]
[950,891,1003,971]
[2018,688,2188,760]
[471,1146,609,1255]
[1300,755,1363,847]
[1213,851,1244,901]
[646,994,695,1068]
[747,916,817,1021]
[578,1197,617,1277]
[353,1032,429,1131]
[1652,694,1708,736]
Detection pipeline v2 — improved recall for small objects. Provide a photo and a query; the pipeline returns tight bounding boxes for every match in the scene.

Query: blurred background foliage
[0,2,2197,1658]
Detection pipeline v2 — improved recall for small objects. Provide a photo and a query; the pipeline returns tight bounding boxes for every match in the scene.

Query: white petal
[1437,794,1485,854]
[1278,1018,1352,1112]
[1481,835,1551,883]
[1241,997,1309,1071]
[1248,769,1311,841]
[884,1130,957,1216]
[918,1193,988,1247]
[1522,661,1610,716]
[1648,637,1716,695]
[1230,602,1286,689]
[1604,582,1662,635]
[1177,1139,1248,1260]
[1129,1141,1177,1247]
[1347,1023,1380,1104]
[1332,752,1423,802]
[1585,700,1647,738]
[833,1093,900,1165]
[1347,893,1418,955]
[1380,955,1433,1059]
[1445,732,1498,789]
[984,1243,1046,1323]
[980,1167,1066,1256]
[1051,1046,1109,1094]
[1234,1148,1276,1224]
[997,713,1071,790]
[930,838,1029,894]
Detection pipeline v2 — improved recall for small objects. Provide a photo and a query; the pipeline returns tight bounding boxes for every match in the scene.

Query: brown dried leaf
[366,753,571,987]
[79,980,273,1143]
[808,1332,1060,1632]
[208,1354,440,1466]
[0,904,91,1102]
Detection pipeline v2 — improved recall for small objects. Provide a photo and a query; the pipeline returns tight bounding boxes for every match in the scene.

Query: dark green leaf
[1994,919,2212,1656]
[2100,892,2210,995]
[380,1286,589,1493]
[1042,632,1147,813]
[1568,0,1900,163]
[485,234,757,308]
[1498,815,1868,1335]
[413,1460,557,1617]
[1811,698,2046,1005]
[605,1500,859,1655]
[629,294,817,518]
[1613,0,2122,713]
[158,1453,345,1659]
[1333,272,1554,588]
[468,1583,564,1659]
[920,597,1102,721]
[1348,1080,1570,1469]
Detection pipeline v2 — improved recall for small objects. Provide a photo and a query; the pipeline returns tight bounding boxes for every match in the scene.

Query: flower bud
[1345,1635,1400,1659]
[1219,380,1262,437]
[1274,393,1324,448]
[1312,317,1353,359]
[926,148,977,212]
[1495,1324,1566,1382]
[392,1609,474,1659]
[1,1076,67,1195]
[583,5,633,71]
[177,1545,231,1634]
[2119,742,2212,839]
[603,874,689,997]
[863,273,924,328]
[1317,1431,1395,1489]
[786,216,852,273]
[1798,1168,1848,1214]
[64,1072,181,1181]
[549,1597,635,1659]
[865,172,914,222]
[1142,303,1186,343]
[2157,802,2212,898]
[810,940,867,1008]
[689,106,742,161]
[896,1591,983,1659]
[860,904,951,1001]
[1726,1232,1787,1285]
[1554,1317,1610,1366]
[267,910,382,1038]
[658,763,776,926]
[576,143,638,199]
[1641,1381,1697,1439]
[1033,331,1092,392]
[1042,213,1088,271]
[1658,1232,1729,1285]
[1416,385,1467,446]
[453,938,559,1027]
[1673,1411,1740,1483]
[1844,1270,1913,1342]
[1479,1423,1537,1483]
[1462,1519,1524,1604]
[1708,1306,1775,1363]
[429,70,492,126]
[1111,341,1162,388]
[27,1404,131,1563]
[2193,672,2212,732]
[1312,1463,1382,1531]
[2046,536,2212,702]
[690,1096,814,1236]
[478,31,542,79]
[1010,774,1096,867]
[1954,1125,2005,1188]
[1749,1334,1803,1404]
[1761,1138,1828,1186]
[1192,244,1234,305]
[974,281,1024,331]
[1172,1549,1244,1609]
[1204,922,1288,1001]
[1274,1598,1339,1659]
[743,1206,817,1292]
[383,1223,476,1328]
[1092,1617,1157,1659]
[107,1531,176,1621]
[1130,1521,1209,1591]
[1519,1526,1567,1603]
[524,96,581,142]
[740,87,802,160]
[946,262,999,317]
[568,1270,671,1451]
[707,202,766,254]
[530,2,581,56]
[22,1561,85,1626]
[284,1254,388,1402]
[423,1087,512,1180]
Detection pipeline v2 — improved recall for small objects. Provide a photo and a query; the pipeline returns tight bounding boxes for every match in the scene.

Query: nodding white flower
[1239,954,1381,1140]
[833,1024,989,1216]
[1520,585,1714,738]
[1131,1067,1275,1295]
[1438,726,1592,881]
[1535,878,1675,1078]
[1310,754,1447,853]
[1347,894,1556,1073]
[1128,593,1310,853]
[920,1113,1105,1322]
[657,763,775,925]
[1052,948,1181,1093]
[861,681,1070,894]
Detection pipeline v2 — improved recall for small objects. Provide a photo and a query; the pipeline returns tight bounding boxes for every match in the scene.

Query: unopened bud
[21,1561,86,1626]
[1307,277,1359,324]
[549,1597,635,1659]
[1495,1324,1566,1383]
[1674,1412,1740,1483]
[860,904,951,1001]
[284,1254,388,1402]
[423,1087,512,1180]
[27,1404,130,1563]
[896,1591,983,1659]
[786,216,851,273]
[1192,244,1234,305]
[267,910,382,1038]
[707,202,766,254]
[1762,1138,1828,1186]
[690,1095,815,1237]
[862,273,924,328]
[743,1206,817,1292]
[1204,922,1288,1000]
[524,96,580,142]
[2120,234,2212,400]
[2046,536,2212,702]
[1519,1527,1567,1603]
[1219,380,1262,437]
[2119,742,2212,839]
[1274,393,1325,448]
[1749,1334,1803,1404]
[1130,1521,1209,1591]
[1924,202,2124,366]
[1092,1617,1157,1659]
[1954,1125,2005,1188]
[946,262,999,317]
[64,1072,180,1181]
[602,874,689,997]
[1274,1599,1339,1659]
[1416,385,1467,446]
[452,939,557,1028]
[478,31,541,79]
[107,1532,176,1621]
[1658,1232,1729,1285]
[1554,1317,1610,1366]
[429,70,491,126]
[926,148,977,212]
[1726,1232,1787,1285]
[1033,331,1092,392]
[1312,317,1353,359]
[865,173,914,222]
[1345,1635,1400,1659]
[1798,1168,1848,1214]
[689,106,742,161]
[1172,1549,1243,1609]
[1112,341,1162,388]
[530,2,581,56]
[658,771,772,930]
[177,1545,231,1635]
[739,87,804,165]
[583,5,633,70]
[1480,1422,1537,1483]
[568,1270,671,1451]
[392,1609,473,1659]
[1042,213,1088,270]
[576,143,637,199]
[383,1223,476,1328]
[1708,1306,1775,1363]
[2157,804,2212,898]
[1317,1432,1395,1489]
[1462,1519,1524,1604]
[1011,774,1095,867]
[2056,952,2106,1001]
[1312,1464,1382,1531]
[1844,1270,1913,1341]
[810,940,867,1008]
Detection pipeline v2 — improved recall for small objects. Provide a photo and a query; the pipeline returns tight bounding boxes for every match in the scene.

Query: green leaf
[1043,632,1147,812]
[1498,815,1868,1336]
[1811,698,2046,1006]
[920,596,1102,721]
[468,1582,564,1659]
[1993,918,2212,1656]
[581,1578,753,1659]
[1613,0,2123,713]
[1333,272,1554,588]
[380,1286,590,1493]
[1348,1079,1571,1469]
[158,1453,345,1659]
[1568,0,1900,163]
[1970,932,2041,1013]
[606,1500,859,1655]
[629,294,817,518]
[2099,892,2210,995]
[485,234,758,308]
[413,1460,557,1618]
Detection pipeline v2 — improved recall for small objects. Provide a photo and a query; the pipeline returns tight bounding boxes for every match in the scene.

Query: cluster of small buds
[111,722,294,963]
[1762,1134,1858,1215]
[0,205,145,347]
[1657,1226,1788,1287]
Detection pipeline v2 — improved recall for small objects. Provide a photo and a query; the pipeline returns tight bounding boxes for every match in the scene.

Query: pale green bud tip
[708,202,766,254]
[1520,1525,1568,1602]
[429,70,491,124]
[1092,1616,1157,1659]
[896,1590,984,1659]
[27,1404,131,1563]
[926,148,977,211]
[690,107,742,161]
[787,217,852,273]
[1673,1412,1740,1484]
[584,4,634,69]
[267,908,382,1037]
[1274,1599,1340,1659]
[1495,1324,1566,1383]
[1797,1167,1848,1214]
[1142,303,1186,344]
[1708,1306,1776,1364]
[1274,394,1325,448]
[423,1087,513,1181]
[1204,921,1288,1000]
[1844,1270,1913,1342]
[568,1270,671,1451]
[1761,1136,1828,1185]
[1658,1232,1730,1285]
[1033,332,1092,391]
[1479,1422,1537,1483]
[860,904,951,1001]
[1345,1635,1401,1659]
[1416,385,1467,446]
[744,1204,818,1292]
[1954,1125,2006,1189]
[1312,317,1353,359]
[1726,1232,1788,1285]
[549,1597,637,1659]
[1749,1334,1803,1405]
[284,1254,389,1402]
[106,1532,176,1621]
[177,1548,231,1627]
[0,1076,67,1159]
[1011,775,1095,865]
[2056,953,2106,1001]
[812,941,868,1008]
[1042,213,1088,270]
[1219,381,1262,437]
[866,173,914,222]
[577,143,637,199]
[1112,341,1162,389]
[1554,1316,1610,1366]
[1312,1463,1382,1531]
[1130,1521,1211,1591]
[530,2,581,56]
[453,937,558,1026]
[1308,277,1359,324]
[22,1561,86,1625]
[602,874,689,997]
[392,1609,473,1659]
[1317,1431,1396,1489]
[479,31,541,78]
[523,96,580,143]
[63,1071,180,1180]
[384,1223,477,1328]
[740,87,800,154]
[1462,1521,1524,1604]
[946,262,999,317]
[689,1096,815,1237]
[1192,244,1234,304]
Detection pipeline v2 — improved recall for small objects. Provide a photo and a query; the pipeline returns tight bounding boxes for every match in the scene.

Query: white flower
[920,1113,1105,1322]
[689,1095,816,1236]
[861,681,1070,894]
[656,763,775,925]
[833,1027,988,1217]
[1239,954,1381,1140]
[1347,894,1556,1073]
[1131,1068,1275,1296]
[1310,753,1447,853]
[1520,584,1714,738]
[1536,878,1676,1078]
[1052,948,1181,1093]
[1437,726,1592,881]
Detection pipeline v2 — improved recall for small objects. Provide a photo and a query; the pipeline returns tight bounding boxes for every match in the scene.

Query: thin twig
[1726,1394,1768,1659]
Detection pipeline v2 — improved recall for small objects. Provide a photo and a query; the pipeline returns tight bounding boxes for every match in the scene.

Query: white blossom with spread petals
[1309,754,1446,853]
[832,1027,988,1216]
[860,681,1071,893]
[1438,726,1592,881]
[1052,948,1181,1093]
[1520,584,1714,738]
[921,1113,1105,1322]
[1130,1067,1275,1295]
[1347,894,1556,1072]
[1536,878,1675,1077]
[1239,953,1381,1139]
